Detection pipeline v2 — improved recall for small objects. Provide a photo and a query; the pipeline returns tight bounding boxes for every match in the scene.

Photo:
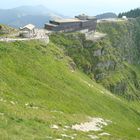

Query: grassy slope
[0,24,17,37]
[0,40,140,140]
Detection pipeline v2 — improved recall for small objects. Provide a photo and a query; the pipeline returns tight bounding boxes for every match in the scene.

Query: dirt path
[0,29,49,43]
[0,36,49,43]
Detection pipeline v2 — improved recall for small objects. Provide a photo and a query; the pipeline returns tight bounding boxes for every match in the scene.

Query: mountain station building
[45,14,97,33]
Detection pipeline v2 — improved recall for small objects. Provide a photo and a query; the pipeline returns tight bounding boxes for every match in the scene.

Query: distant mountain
[0,5,63,28]
[96,12,117,19]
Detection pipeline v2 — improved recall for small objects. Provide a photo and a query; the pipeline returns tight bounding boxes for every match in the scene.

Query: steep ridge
[0,40,140,139]
[0,24,17,36]
[50,18,140,100]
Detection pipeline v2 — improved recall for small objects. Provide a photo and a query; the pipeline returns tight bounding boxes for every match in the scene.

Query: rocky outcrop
[109,81,127,95]
[93,49,104,56]
[95,61,116,71]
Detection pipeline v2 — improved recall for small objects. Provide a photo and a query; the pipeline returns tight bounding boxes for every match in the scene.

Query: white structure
[122,16,127,20]
[20,24,36,38]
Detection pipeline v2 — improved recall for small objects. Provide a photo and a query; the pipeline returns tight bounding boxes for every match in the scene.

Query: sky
[1,0,140,16]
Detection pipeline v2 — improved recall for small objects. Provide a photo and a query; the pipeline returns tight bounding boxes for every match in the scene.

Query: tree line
[118,8,140,18]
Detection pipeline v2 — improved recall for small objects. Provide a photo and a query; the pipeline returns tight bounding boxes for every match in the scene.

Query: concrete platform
[86,32,107,41]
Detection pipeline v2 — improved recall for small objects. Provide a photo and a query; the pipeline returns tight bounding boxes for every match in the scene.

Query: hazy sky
[1,0,140,16]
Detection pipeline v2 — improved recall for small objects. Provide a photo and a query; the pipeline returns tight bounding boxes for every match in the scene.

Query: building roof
[87,16,96,20]
[45,23,58,27]
[21,24,35,30]
[51,18,81,23]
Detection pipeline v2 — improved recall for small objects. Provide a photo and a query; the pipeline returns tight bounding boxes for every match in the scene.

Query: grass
[0,40,140,140]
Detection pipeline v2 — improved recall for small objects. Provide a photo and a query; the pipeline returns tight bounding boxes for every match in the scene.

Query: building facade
[45,14,97,33]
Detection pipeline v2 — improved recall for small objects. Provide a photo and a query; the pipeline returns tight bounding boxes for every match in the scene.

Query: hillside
[0,5,63,28]
[0,38,140,139]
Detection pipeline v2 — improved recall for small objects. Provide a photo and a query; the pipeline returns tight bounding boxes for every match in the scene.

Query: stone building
[44,14,97,33]
[19,24,36,38]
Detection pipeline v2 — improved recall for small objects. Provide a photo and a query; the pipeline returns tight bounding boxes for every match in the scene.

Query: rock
[32,107,39,109]
[46,136,53,139]
[10,101,16,105]
[93,49,102,56]
[0,113,4,116]
[51,125,59,129]
[95,61,116,71]
[109,81,127,95]
[61,134,74,139]
[25,103,39,109]
[72,117,111,132]
[95,73,107,80]
[25,103,29,106]
[69,61,76,71]
[88,135,99,139]
[0,98,6,102]
[51,110,64,114]
[64,125,70,129]
[62,128,67,131]
[99,132,110,136]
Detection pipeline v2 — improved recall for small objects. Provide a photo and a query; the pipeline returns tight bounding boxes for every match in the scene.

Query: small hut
[20,24,36,38]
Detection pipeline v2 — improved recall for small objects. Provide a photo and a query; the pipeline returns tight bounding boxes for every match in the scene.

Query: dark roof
[45,23,58,27]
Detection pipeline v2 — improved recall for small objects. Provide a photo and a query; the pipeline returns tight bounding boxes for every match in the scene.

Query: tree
[118,8,140,18]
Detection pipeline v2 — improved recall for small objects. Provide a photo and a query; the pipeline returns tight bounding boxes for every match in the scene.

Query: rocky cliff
[50,18,140,100]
